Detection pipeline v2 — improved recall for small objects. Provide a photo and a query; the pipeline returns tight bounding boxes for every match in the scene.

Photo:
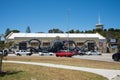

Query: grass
[1,63,107,80]
[4,56,120,70]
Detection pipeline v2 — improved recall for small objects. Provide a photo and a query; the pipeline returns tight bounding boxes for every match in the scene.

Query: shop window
[43,42,50,47]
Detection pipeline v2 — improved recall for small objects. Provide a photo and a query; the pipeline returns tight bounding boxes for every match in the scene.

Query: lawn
[1,63,107,80]
[4,56,120,70]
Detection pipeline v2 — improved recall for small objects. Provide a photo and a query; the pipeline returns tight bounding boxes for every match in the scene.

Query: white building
[5,32,106,52]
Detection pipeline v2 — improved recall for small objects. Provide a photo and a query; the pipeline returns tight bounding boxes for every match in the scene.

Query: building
[96,16,104,30]
[5,32,106,52]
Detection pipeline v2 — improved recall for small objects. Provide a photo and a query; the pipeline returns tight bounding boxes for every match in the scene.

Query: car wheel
[41,54,44,56]
[27,54,31,56]
[17,54,21,56]
[50,54,53,56]
[114,56,119,61]
[56,55,59,57]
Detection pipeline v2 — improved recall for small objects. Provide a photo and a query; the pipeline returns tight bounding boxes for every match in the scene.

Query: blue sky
[0,0,120,34]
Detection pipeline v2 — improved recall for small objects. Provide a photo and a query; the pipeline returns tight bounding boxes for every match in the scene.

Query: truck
[15,50,32,56]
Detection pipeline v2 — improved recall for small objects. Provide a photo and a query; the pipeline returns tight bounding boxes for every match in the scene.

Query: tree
[75,30,80,33]
[11,30,20,33]
[0,33,4,41]
[5,41,14,49]
[0,41,4,50]
[4,28,10,38]
[108,28,114,32]
[68,29,74,33]
[48,28,63,33]
[26,26,31,33]
[4,28,20,39]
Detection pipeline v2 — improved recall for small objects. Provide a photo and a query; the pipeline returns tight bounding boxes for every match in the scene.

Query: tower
[95,16,104,30]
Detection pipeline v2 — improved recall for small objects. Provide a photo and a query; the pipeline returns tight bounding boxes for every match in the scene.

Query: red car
[56,50,73,57]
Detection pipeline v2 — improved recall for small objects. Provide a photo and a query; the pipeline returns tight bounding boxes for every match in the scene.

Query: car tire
[17,54,21,56]
[50,54,53,56]
[27,54,31,56]
[41,54,44,56]
[114,55,119,61]
[56,55,59,57]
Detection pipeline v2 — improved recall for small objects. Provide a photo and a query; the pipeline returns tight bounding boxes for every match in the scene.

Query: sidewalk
[3,60,120,80]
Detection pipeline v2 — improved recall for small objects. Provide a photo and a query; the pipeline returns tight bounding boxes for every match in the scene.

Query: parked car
[78,50,86,55]
[112,52,120,61]
[0,50,3,55]
[3,50,8,56]
[86,51,102,55]
[0,50,8,56]
[56,50,73,57]
[15,50,32,56]
[39,50,54,56]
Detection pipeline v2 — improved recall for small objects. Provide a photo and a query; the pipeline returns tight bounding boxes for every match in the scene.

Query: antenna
[66,9,70,52]
[98,15,101,24]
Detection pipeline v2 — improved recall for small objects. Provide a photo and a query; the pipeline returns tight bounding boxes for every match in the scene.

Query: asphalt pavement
[73,53,120,63]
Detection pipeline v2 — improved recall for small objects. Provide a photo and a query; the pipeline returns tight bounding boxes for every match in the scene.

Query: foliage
[4,28,11,38]
[66,29,81,33]
[4,28,20,38]
[48,28,63,33]
[4,41,14,49]
[0,41,4,50]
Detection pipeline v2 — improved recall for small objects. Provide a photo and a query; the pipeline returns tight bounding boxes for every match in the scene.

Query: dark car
[56,50,73,57]
[112,52,120,61]
[0,50,8,56]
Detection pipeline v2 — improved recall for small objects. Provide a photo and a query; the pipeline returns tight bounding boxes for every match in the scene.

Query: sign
[110,39,116,43]
[100,39,105,43]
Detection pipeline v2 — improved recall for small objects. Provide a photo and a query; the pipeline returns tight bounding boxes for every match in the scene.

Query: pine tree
[26,26,31,33]
[4,28,10,38]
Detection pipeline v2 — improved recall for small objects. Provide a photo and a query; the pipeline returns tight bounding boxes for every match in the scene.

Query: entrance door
[88,43,95,51]
[19,42,27,50]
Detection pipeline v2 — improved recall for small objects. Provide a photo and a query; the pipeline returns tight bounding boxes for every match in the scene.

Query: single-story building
[5,32,106,52]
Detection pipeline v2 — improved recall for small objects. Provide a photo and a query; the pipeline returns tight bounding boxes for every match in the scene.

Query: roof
[6,32,106,40]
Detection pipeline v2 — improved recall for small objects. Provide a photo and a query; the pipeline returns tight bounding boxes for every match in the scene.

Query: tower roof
[96,15,104,29]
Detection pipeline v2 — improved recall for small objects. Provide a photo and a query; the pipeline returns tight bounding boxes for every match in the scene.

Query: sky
[0,0,120,34]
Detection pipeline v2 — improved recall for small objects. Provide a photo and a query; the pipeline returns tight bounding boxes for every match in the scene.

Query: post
[0,52,3,74]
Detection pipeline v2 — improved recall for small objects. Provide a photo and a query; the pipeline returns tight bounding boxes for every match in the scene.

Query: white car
[39,51,54,56]
[15,50,32,56]
[86,51,102,55]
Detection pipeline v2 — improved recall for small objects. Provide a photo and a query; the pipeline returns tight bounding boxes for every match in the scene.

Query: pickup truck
[15,50,32,56]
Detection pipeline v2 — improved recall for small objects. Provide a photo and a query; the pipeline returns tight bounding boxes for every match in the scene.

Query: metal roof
[6,32,106,40]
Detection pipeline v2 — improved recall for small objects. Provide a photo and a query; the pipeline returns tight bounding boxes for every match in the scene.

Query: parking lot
[8,53,120,63]
[73,53,120,63]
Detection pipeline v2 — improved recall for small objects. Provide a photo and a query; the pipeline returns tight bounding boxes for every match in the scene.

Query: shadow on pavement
[0,71,23,77]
